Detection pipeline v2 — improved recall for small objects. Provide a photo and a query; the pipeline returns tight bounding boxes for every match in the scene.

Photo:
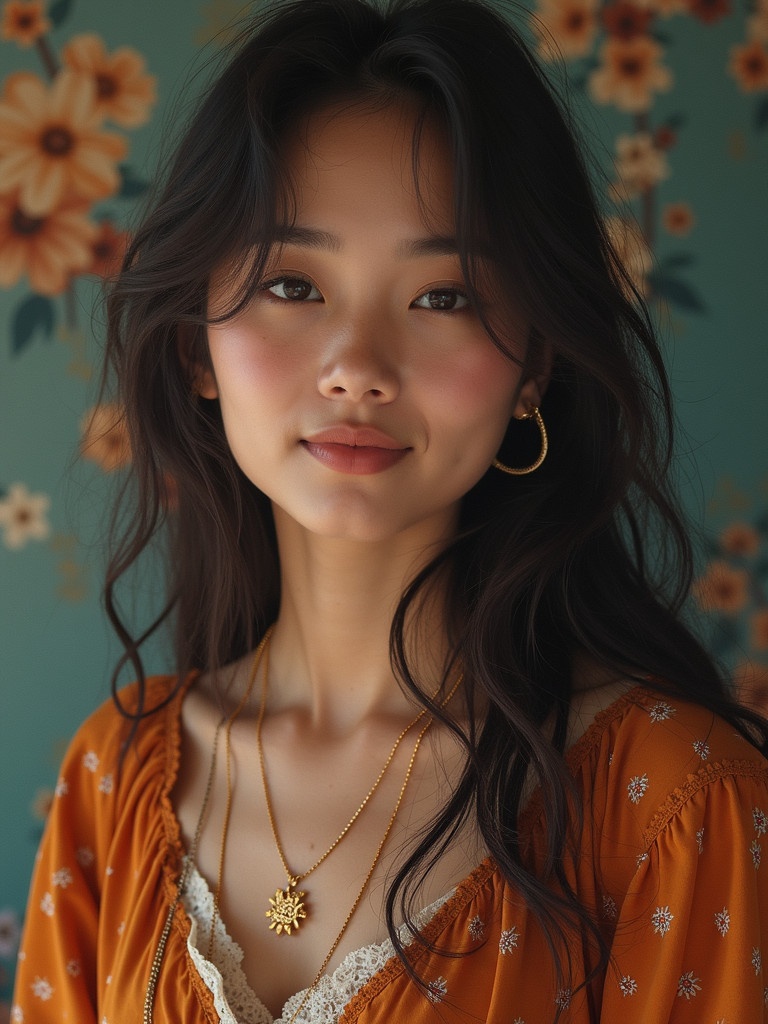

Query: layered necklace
[145,627,462,1024]
[256,631,455,936]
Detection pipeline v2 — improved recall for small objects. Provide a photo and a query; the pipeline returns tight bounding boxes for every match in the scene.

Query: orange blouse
[12,677,768,1023]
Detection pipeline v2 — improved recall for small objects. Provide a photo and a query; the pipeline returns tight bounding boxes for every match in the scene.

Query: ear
[513,339,553,419]
[177,325,218,400]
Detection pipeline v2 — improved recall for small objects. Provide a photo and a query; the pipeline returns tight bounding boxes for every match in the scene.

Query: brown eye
[266,277,321,301]
[412,288,469,311]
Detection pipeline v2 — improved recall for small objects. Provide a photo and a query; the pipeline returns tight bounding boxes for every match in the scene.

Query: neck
[266,508,455,732]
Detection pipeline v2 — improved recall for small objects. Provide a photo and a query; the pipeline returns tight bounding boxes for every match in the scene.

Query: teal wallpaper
[0,0,766,1013]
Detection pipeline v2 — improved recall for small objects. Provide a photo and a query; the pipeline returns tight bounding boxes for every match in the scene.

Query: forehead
[278,98,455,235]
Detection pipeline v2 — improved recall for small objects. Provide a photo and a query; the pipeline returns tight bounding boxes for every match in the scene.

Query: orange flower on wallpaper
[1,0,50,47]
[693,559,750,614]
[0,190,96,295]
[62,34,157,128]
[589,36,673,112]
[720,521,761,556]
[662,201,696,236]
[533,0,599,59]
[80,403,131,472]
[602,2,653,40]
[0,69,127,217]
[614,132,669,198]
[87,220,129,278]
[729,39,768,91]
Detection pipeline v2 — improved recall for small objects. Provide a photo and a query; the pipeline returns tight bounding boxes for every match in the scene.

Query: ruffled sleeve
[573,692,768,1021]
[599,765,768,1019]
[11,691,128,1022]
[11,677,205,1024]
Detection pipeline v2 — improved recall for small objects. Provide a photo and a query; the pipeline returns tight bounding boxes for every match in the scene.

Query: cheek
[423,344,520,431]
[207,324,294,398]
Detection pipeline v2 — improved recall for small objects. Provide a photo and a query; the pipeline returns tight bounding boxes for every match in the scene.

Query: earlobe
[513,376,546,421]
[513,340,553,419]
[177,327,218,399]
[194,369,219,400]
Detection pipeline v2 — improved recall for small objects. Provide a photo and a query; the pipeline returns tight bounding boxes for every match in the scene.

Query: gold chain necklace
[144,628,271,1024]
[256,632,441,936]
[145,628,462,1022]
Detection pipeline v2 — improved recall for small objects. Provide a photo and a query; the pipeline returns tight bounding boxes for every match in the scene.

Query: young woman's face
[203,100,537,545]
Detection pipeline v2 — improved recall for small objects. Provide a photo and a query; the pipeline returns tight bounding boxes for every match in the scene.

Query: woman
[13,0,768,1021]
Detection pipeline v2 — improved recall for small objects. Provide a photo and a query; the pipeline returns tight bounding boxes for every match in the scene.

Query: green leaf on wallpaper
[756,97,768,132]
[48,0,74,28]
[118,165,150,199]
[647,274,705,313]
[11,295,55,355]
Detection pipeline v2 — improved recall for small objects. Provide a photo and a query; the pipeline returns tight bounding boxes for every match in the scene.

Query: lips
[301,424,411,475]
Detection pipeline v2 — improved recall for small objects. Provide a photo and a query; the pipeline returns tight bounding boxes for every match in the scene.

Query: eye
[263,276,322,301]
[411,288,469,312]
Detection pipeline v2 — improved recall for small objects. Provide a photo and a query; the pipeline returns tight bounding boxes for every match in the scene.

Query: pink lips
[301,425,410,475]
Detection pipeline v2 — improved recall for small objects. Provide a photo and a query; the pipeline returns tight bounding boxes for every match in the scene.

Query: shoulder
[568,687,768,870]
[580,686,768,792]
[55,674,189,810]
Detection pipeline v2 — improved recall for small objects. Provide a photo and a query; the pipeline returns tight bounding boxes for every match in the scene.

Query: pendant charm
[266,879,307,935]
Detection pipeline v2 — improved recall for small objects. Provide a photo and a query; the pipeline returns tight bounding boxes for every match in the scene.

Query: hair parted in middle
[105,0,766,1007]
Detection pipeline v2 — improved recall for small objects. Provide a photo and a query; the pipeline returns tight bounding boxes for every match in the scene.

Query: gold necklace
[256,632,443,936]
[286,712,434,1024]
[144,629,272,1024]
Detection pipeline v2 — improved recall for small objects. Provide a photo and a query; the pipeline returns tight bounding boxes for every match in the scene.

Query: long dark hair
[105,0,768,1009]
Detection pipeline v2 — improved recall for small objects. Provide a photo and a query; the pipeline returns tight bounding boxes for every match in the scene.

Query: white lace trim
[181,858,453,1024]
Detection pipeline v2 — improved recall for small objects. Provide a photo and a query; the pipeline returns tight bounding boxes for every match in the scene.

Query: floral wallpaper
[0,0,766,1013]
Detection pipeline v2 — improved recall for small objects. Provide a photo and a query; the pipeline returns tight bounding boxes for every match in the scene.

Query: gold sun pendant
[265,880,307,935]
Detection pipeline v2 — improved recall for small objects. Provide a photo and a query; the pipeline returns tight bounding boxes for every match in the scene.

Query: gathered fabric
[12,676,768,1022]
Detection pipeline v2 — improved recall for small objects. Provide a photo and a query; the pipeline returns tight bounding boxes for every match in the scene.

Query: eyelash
[259,275,470,312]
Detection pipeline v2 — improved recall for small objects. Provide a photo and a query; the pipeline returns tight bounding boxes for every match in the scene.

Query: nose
[316,321,400,404]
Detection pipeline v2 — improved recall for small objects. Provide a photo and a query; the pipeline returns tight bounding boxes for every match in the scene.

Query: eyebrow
[273,225,460,259]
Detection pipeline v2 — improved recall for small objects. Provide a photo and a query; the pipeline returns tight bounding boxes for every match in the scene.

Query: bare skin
[173,98,627,1016]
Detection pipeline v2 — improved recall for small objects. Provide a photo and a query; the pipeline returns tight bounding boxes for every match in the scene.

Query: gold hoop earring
[492,406,548,475]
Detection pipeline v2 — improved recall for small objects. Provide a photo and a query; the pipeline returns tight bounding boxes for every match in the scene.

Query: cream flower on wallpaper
[1,0,50,47]
[80,403,131,472]
[533,0,600,60]
[613,132,670,197]
[62,34,157,128]
[0,69,128,216]
[589,36,673,112]
[0,189,97,294]
[0,483,51,549]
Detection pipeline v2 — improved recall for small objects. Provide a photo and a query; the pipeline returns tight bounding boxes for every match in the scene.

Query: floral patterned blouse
[12,677,768,1022]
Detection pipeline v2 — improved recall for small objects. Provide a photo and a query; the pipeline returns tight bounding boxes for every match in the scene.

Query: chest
[172,712,482,1017]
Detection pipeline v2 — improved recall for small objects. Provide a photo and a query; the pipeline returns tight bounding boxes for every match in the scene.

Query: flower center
[11,208,44,236]
[40,126,74,156]
[96,73,118,99]
[619,57,642,77]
